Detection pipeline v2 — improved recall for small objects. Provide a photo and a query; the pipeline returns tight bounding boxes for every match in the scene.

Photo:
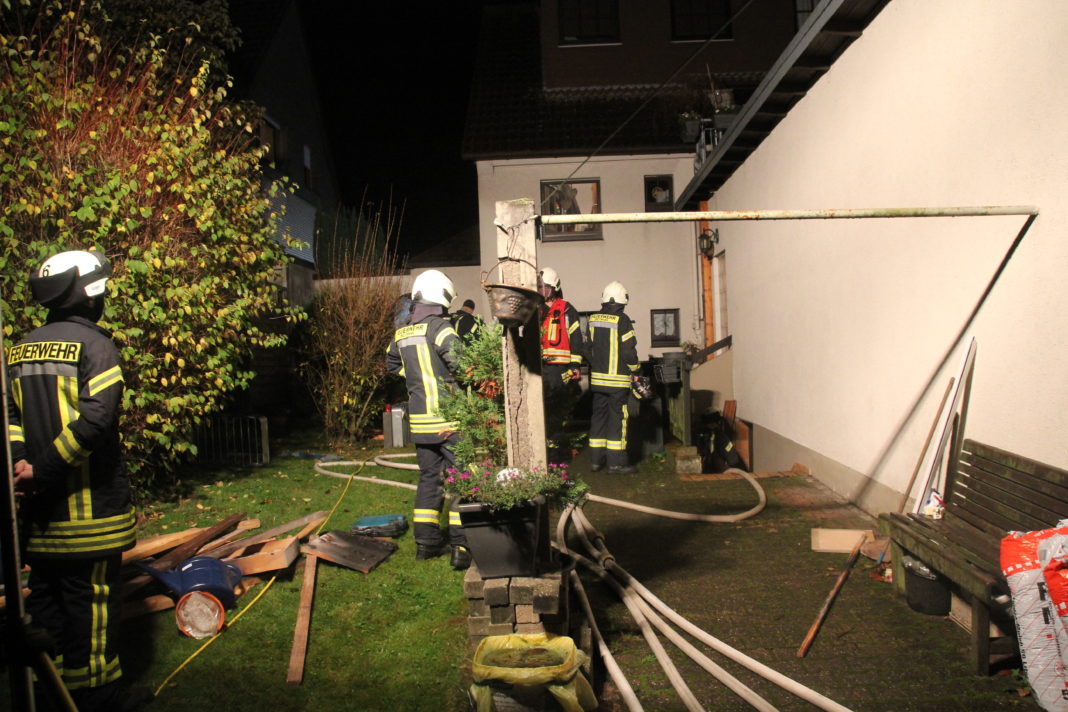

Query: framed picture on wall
[540,179,602,241]
[644,175,674,212]
[650,308,680,347]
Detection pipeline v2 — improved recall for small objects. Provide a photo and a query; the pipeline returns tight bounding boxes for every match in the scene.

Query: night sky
[299,2,485,259]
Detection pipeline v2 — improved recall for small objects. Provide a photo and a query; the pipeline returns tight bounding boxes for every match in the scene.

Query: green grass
[4,438,472,712]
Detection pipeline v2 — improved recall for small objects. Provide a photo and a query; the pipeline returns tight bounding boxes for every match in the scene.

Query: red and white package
[1041,534,1068,677]
[1001,522,1068,712]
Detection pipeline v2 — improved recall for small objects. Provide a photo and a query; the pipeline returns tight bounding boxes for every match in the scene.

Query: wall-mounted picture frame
[540,179,603,241]
[644,175,674,212]
[650,308,681,347]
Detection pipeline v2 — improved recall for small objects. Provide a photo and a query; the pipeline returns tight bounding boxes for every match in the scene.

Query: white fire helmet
[30,250,112,309]
[539,267,561,291]
[411,269,456,308]
[601,280,628,305]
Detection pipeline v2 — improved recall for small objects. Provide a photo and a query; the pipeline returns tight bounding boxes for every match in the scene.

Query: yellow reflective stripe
[434,327,457,348]
[621,330,635,342]
[53,428,87,465]
[606,440,626,451]
[87,365,122,396]
[543,348,569,357]
[448,511,462,526]
[26,526,137,555]
[620,402,629,450]
[416,343,438,413]
[62,657,121,690]
[40,509,135,533]
[588,439,607,448]
[569,354,582,364]
[568,321,580,334]
[609,329,618,375]
[90,561,105,683]
[9,423,23,443]
[11,378,21,411]
[413,508,439,524]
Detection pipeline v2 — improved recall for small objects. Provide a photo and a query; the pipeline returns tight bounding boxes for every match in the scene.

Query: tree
[0,1,301,490]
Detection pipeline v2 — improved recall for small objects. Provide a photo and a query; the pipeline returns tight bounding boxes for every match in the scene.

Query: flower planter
[458,496,551,578]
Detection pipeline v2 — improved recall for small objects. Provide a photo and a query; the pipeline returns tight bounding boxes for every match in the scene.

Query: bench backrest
[946,439,1068,539]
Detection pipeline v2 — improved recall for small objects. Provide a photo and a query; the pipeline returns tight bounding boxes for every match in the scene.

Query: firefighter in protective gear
[386,269,471,570]
[7,250,145,711]
[538,267,585,464]
[586,281,641,474]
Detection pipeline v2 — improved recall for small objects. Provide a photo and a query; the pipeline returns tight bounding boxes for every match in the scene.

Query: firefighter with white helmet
[7,250,148,710]
[537,266,586,464]
[386,269,471,569]
[586,280,641,474]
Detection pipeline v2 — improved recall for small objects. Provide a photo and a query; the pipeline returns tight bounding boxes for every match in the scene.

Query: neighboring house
[464,1,800,363]
[229,0,340,308]
[407,225,491,323]
[676,0,1068,514]
[226,0,340,424]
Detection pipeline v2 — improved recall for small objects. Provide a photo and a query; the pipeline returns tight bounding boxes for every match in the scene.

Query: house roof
[406,224,481,268]
[462,3,761,160]
[227,0,292,92]
[676,0,890,209]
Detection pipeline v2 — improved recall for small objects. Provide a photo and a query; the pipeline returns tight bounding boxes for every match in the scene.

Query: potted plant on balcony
[439,323,588,578]
[678,111,703,143]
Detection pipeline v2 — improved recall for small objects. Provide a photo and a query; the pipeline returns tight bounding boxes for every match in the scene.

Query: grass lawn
[3,434,474,712]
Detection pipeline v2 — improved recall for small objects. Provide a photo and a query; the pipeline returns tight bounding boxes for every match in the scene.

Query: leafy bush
[300,203,404,445]
[0,2,299,489]
[437,321,506,470]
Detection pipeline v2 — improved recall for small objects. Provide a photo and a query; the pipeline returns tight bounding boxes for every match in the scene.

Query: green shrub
[0,2,300,490]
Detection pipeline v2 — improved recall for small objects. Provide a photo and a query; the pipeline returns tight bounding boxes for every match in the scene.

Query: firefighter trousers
[25,555,124,694]
[588,388,631,469]
[414,435,468,548]
[543,363,581,464]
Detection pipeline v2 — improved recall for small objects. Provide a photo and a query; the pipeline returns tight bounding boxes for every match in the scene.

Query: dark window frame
[540,179,604,242]
[650,308,681,348]
[670,0,734,42]
[644,175,674,212]
[559,0,621,45]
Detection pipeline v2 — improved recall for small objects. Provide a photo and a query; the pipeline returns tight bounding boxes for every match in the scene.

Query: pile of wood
[120,509,330,620]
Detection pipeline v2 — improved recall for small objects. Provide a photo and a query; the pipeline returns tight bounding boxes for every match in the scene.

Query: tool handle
[797,536,864,658]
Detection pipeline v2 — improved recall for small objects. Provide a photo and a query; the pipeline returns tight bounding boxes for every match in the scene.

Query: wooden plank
[231,537,300,576]
[122,513,246,596]
[810,528,875,553]
[122,528,204,564]
[207,510,330,561]
[197,519,261,555]
[286,554,318,685]
[966,440,1068,489]
[958,460,1068,518]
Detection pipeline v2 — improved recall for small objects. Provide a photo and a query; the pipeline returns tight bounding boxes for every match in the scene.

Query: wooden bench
[878,439,1068,675]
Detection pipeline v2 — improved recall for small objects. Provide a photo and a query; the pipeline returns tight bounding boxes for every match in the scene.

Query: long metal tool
[797,534,865,658]
[1,303,36,711]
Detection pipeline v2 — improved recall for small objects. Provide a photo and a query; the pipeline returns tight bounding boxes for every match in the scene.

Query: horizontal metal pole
[539,205,1039,225]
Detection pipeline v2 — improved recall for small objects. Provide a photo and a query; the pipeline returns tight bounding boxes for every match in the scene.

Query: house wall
[539,0,797,89]
[706,0,1068,513]
[475,154,703,361]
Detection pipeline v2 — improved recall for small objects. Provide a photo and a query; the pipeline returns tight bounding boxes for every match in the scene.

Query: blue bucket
[140,556,243,609]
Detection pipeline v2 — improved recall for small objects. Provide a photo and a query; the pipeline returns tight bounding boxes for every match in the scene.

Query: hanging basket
[484,283,543,327]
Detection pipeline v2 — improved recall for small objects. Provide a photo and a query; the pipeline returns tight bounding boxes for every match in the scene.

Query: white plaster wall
[475,155,702,360]
[709,0,1068,497]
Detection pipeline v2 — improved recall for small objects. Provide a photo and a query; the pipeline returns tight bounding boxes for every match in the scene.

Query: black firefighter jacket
[6,315,135,559]
[386,313,461,444]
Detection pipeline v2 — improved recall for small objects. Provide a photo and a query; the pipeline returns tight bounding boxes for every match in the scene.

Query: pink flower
[471,487,479,493]
[460,472,470,480]
[445,476,455,484]
[446,467,457,474]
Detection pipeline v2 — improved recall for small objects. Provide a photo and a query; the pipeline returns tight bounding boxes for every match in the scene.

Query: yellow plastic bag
[469,633,598,712]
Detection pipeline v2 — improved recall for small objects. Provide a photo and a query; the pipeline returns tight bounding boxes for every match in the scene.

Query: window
[644,175,674,212]
[651,309,681,347]
[540,179,602,241]
[559,0,620,45]
[302,144,313,189]
[258,117,284,166]
[671,0,734,41]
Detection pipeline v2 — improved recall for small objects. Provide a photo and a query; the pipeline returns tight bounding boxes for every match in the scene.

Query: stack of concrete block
[464,562,569,649]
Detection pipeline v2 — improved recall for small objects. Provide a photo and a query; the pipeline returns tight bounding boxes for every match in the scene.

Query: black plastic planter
[458,496,551,579]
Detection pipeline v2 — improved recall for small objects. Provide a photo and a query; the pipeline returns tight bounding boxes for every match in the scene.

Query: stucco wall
[476,155,702,361]
[708,0,1068,509]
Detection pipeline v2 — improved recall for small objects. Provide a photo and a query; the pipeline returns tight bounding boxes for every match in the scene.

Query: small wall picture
[644,175,674,212]
[650,308,680,347]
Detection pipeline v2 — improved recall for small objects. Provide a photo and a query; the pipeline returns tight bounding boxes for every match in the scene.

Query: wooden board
[811,528,875,553]
[287,554,318,685]
[209,510,329,561]
[301,530,397,573]
[123,528,204,564]
[231,537,300,575]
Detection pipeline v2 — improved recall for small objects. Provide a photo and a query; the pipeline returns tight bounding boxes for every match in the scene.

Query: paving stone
[490,605,516,625]
[514,622,545,635]
[467,598,488,617]
[463,565,485,600]
[467,616,490,636]
[514,604,538,624]
[509,576,537,604]
[486,622,515,636]
[483,577,510,607]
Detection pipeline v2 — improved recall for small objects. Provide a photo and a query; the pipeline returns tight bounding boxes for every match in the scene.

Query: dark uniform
[386,312,468,552]
[7,314,135,697]
[540,296,585,464]
[586,302,640,471]
[449,309,483,342]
